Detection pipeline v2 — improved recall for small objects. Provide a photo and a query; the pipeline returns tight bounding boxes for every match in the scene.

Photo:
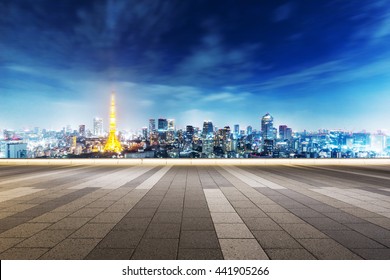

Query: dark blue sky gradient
[1,0,390,132]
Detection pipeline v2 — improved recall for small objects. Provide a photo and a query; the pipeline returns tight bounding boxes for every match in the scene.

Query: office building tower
[142,127,148,140]
[261,113,274,140]
[167,119,175,131]
[186,125,194,140]
[279,125,287,140]
[149,119,156,133]
[158,118,168,132]
[247,126,253,135]
[93,117,103,136]
[202,121,214,137]
[79,125,86,137]
[234,124,240,136]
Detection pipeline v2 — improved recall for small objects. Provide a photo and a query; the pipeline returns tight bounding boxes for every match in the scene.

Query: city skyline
[1,1,390,132]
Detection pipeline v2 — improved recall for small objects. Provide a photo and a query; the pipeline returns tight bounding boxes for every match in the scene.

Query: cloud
[273,3,293,22]
[202,92,251,102]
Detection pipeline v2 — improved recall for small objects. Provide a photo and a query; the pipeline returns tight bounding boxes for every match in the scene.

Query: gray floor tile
[179,231,219,249]
[178,249,223,260]
[265,248,316,260]
[253,230,302,249]
[219,239,269,260]
[132,239,178,260]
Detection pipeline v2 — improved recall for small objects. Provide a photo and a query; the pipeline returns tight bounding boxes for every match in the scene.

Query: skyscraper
[261,113,274,140]
[202,120,214,137]
[167,119,175,131]
[103,93,122,153]
[158,118,168,132]
[79,125,86,137]
[93,117,103,136]
[261,113,274,154]
[279,125,287,140]
[149,119,156,134]
[234,124,240,136]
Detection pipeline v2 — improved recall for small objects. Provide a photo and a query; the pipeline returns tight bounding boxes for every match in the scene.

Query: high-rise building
[234,124,240,136]
[261,113,274,154]
[202,120,214,137]
[142,127,148,140]
[5,142,27,158]
[261,113,274,140]
[93,117,103,136]
[79,125,86,137]
[186,125,194,140]
[103,93,122,153]
[167,119,175,131]
[158,118,168,132]
[246,126,253,135]
[279,125,287,140]
[149,119,156,133]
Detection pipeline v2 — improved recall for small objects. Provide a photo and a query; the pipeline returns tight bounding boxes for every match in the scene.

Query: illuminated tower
[103,93,122,153]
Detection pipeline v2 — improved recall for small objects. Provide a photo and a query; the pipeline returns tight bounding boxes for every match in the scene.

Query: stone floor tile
[242,217,282,231]
[211,213,243,224]
[89,212,126,223]
[144,223,180,239]
[182,217,214,231]
[70,223,115,238]
[324,230,385,249]
[16,229,74,248]
[298,238,362,260]
[151,212,182,224]
[179,231,219,249]
[235,208,268,218]
[131,239,178,260]
[267,212,305,224]
[0,223,51,238]
[113,217,152,231]
[303,217,349,231]
[0,237,24,253]
[178,249,223,260]
[351,248,390,260]
[265,248,316,260]
[252,230,302,249]
[96,230,144,248]
[48,217,91,230]
[183,208,211,218]
[85,248,134,260]
[279,223,328,239]
[215,224,253,239]
[219,239,269,260]
[0,248,48,260]
[40,238,100,260]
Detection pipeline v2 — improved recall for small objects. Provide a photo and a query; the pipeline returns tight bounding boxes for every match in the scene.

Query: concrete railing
[1,158,390,166]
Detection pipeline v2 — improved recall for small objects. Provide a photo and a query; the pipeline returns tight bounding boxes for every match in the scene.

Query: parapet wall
[1,158,390,166]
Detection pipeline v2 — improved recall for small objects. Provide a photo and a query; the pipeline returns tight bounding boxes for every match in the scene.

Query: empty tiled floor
[0,162,390,260]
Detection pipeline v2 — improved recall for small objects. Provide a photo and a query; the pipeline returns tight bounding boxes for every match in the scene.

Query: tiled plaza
[0,160,390,260]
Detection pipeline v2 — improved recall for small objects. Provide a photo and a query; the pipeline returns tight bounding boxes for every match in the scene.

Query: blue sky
[1,0,390,132]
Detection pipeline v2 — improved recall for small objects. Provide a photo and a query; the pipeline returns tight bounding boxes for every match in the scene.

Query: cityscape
[1,93,389,159]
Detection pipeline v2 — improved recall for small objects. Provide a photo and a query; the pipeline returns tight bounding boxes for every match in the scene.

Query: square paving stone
[183,208,211,218]
[178,249,223,260]
[345,223,390,240]
[253,230,302,249]
[230,200,257,208]
[219,239,269,260]
[69,207,105,218]
[85,248,134,260]
[215,224,253,239]
[48,217,91,230]
[0,248,48,260]
[267,212,305,224]
[125,208,157,218]
[113,217,152,231]
[297,238,361,260]
[288,208,325,218]
[0,237,24,253]
[70,223,115,238]
[144,223,181,239]
[97,231,144,248]
[179,231,219,249]
[15,229,74,248]
[235,208,268,218]
[324,212,366,224]
[265,248,316,260]
[279,223,328,239]
[351,248,390,260]
[303,217,349,231]
[242,217,282,231]
[29,212,70,223]
[181,217,214,231]
[40,238,100,260]
[151,212,182,224]
[0,223,51,238]
[323,230,385,249]
[211,213,243,224]
[131,239,178,260]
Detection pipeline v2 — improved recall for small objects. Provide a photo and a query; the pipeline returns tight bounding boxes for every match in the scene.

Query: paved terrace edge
[1,158,390,166]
